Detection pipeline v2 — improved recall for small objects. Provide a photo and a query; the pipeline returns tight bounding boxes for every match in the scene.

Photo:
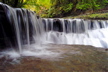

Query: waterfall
[0,2,108,56]
[0,3,45,52]
[42,18,108,48]
[0,3,108,59]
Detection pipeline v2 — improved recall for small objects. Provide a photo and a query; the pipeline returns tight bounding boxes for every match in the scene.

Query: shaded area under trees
[0,0,26,8]
[0,0,108,17]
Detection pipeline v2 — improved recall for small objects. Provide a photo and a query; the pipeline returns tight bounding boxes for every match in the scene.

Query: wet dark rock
[0,3,37,49]
[0,5,17,49]
[105,49,108,51]
[37,15,40,19]
[53,19,63,32]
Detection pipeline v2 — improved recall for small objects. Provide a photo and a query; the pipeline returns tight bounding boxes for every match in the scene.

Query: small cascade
[42,18,108,48]
[0,3,108,59]
[0,3,45,52]
[0,2,108,59]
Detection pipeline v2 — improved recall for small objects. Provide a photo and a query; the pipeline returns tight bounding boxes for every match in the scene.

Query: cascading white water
[0,3,61,60]
[0,3,47,55]
[0,3,108,59]
[43,18,108,48]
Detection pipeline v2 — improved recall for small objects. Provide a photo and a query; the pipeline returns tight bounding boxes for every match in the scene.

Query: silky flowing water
[0,3,108,59]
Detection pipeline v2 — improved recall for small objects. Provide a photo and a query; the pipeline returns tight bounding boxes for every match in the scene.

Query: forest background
[0,0,108,18]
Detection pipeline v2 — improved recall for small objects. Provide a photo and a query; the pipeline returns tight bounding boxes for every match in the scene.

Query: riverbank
[64,12,108,20]
[0,44,108,72]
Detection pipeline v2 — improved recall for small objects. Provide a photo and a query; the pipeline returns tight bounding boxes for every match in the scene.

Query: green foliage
[46,0,74,17]
[1,0,108,17]
[23,0,52,16]
[45,3,73,17]
[76,0,108,10]
[86,13,108,19]
[46,0,108,17]
[0,0,26,7]
[62,3,73,12]
[76,3,90,10]
[69,13,108,19]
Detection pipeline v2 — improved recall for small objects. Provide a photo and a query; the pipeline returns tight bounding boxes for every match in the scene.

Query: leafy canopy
[1,0,108,17]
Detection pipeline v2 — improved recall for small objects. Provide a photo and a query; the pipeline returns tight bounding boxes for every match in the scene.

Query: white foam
[0,44,60,60]
[0,50,20,59]
[45,28,108,48]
